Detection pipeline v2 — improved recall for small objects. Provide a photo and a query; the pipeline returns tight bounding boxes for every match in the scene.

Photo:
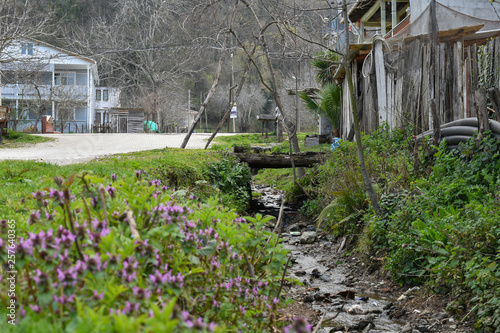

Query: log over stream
[234,151,326,169]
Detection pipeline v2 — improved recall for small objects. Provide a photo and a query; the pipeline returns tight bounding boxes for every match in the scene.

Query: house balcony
[1,84,89,101]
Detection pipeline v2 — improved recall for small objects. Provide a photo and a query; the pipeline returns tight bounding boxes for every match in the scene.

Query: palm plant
[298,83,341,131]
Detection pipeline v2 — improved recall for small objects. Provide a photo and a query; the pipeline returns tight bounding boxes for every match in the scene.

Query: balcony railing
[1,84,88,101]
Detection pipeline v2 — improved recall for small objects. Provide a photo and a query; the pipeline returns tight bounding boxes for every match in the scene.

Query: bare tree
[52,85,87,133]
[64,0,208,127]
[0,0,51,57]
[235,84,266,132]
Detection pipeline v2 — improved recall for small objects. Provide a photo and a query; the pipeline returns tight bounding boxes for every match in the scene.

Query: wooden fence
[340,30,500,138]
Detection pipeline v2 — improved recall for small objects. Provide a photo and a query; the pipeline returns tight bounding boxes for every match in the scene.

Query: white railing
[2,84,88,101]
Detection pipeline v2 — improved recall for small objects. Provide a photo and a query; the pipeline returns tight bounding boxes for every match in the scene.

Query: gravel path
[0,133,233,165]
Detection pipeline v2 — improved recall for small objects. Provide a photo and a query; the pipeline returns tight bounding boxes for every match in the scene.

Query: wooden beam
[361,0,381,24]
[234,152,325,169]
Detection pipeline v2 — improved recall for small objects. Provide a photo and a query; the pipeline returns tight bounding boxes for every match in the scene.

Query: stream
[252,184,465,333]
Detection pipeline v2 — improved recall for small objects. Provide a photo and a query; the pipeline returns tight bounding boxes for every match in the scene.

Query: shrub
[203,152,252,213]
[362,133,500,331]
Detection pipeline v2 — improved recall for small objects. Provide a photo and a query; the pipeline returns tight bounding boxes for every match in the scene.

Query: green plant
[203,152,252,212]
[0,171,295,332]
[360,134,500,330]
[299,83,341,131]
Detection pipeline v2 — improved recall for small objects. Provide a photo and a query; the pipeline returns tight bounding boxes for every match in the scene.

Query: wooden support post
[360,21,364,43]
[488,87,500,122]
[475,88,488,142]
[381,0,386,36]
[392,0,397,33]
[374,37,387,124]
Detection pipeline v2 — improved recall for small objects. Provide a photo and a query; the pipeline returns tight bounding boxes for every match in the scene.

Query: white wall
[412,0,500,22]
[411,0,500,35]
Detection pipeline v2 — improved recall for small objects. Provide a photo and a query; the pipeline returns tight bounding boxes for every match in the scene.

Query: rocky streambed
[251,185,472,333]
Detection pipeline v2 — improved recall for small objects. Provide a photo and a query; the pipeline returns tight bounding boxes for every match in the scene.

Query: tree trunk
[181,4,240,149]
[342,0,380,216]
[204,44,257,149]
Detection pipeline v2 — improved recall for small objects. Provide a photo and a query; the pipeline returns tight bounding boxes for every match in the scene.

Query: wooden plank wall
[341,36,500,139]
[128,110,144,133]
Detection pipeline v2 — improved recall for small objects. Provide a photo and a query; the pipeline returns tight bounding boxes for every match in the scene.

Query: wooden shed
[108,108,145,133]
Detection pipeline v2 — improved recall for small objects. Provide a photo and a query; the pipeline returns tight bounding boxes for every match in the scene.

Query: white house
[94,86,121,126]
[0,38,98,133]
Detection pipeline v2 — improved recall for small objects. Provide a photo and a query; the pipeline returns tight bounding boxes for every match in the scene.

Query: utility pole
[231,52,236,133]
[187,89,191,130]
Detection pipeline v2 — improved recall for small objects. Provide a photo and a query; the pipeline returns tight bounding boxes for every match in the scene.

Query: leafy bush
[362,133,500,331]
[203,152,252,213]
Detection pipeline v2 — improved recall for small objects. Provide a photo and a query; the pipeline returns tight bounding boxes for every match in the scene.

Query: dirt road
[0,133,230,165]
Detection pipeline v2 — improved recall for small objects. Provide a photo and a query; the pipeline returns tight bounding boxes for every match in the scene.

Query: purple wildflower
[28,210,41,225]
[84,253,102,271]
[91,290,104,300]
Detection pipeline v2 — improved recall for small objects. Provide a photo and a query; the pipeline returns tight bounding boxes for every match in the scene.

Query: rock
[351,315,374,330]
[303,294,314,303]
[401,325,413,332]
[415,325,429,332]
[311,269,321,278]
[383,302,394,310]
[299,231,317,244]
[295,270,306,276]
[404,286,421,297]
[288,223,300,232]
[431,312,448,321]
[336,290,356,300]
[306,225,316,231]
[319,275,330,282]
[347,304,365,314]
[397,294,408,302]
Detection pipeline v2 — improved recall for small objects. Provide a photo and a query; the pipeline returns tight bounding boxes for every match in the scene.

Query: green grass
[0,148,219,220]
[0,131,54,148]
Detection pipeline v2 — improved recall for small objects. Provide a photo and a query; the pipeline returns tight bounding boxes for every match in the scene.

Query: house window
[21,43,34,55]
[103,90,109,101]
[96,90,101,101]
[54,72,75,85]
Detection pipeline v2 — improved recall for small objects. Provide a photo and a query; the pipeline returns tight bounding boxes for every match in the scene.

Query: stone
[288,223,300,232]
[401,325,413,332]
[383,302,394,310]
[351,315,374,330]
[347,304,365,315]
[415,326,429,333]
[311,269,321,278]
[300,231,317,244]
[303,294,314,303]
[319,275,331,282]
[431,312,448,321]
